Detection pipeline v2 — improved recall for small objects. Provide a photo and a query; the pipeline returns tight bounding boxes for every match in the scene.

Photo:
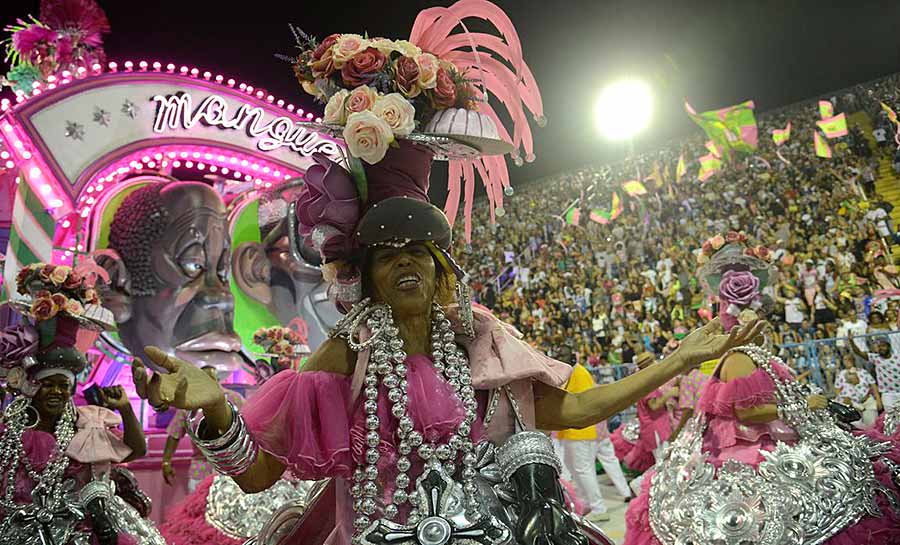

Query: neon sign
[151,92,341,160]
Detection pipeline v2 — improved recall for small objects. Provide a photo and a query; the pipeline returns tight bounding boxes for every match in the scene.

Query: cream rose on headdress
[346,85,378,114]
[343,111,394,165]
[323,89,350,124]
[416,53,439,89]
[332,34,368,67]
[392,39,422,59]
[372,93,416,136]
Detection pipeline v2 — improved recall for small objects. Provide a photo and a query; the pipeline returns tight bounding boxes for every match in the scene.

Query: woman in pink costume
[0,261,163,545]
[618,358,677,473]
[625,237,900,545]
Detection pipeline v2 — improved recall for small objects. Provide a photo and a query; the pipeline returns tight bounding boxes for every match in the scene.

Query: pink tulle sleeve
[698,368,777,417]
[242,370,354,481]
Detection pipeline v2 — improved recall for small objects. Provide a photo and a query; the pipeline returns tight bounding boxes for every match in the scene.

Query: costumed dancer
[130,3,763,543]
[0,262,164,545]
[625,237,900,545]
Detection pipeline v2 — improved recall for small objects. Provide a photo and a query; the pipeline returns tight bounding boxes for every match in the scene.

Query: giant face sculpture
[231,193,341,350]
[98,182,244,372]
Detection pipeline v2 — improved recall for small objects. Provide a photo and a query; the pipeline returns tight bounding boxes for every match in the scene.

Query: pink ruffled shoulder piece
[699,358,791,417]
[65,405,131,465]
[242,369,355,481]
[454,306,572,389]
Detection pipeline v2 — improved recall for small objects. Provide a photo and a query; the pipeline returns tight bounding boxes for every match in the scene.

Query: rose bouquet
[289,30,479,164]
[252,326,309,369]
[16,262,102,320]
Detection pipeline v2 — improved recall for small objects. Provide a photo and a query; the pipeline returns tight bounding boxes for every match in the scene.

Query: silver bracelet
[495,431,562,481]
[185,402,259,476]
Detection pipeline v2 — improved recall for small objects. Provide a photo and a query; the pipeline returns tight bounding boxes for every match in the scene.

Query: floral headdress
[251,326,309,384]
[2,0,110,93]
[696,232,778,332]
[0,259,115,396]
[288,0,541,320]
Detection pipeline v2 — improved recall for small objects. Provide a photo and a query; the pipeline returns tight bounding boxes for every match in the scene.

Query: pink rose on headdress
[755,246,772,262]
[0,325,39,368]
[346,85,378,114]
[49,265,71,286]
[341,47,387,88]
[313,34,339,61]
[702,240,713,255]
[431,68,458,109]
[65,300,84,316]
[709,235,725,250]
[725,231,746,244]
[38,264,55,283]
[718,270,760,308]
[394,56,421,98]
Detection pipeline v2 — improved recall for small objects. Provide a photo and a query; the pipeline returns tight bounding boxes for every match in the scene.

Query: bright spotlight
[594,79,653,140]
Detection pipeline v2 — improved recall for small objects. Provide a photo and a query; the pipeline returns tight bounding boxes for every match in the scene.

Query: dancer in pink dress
[129,6,764,542]
[622,376,677,473]
[624,236,900,545]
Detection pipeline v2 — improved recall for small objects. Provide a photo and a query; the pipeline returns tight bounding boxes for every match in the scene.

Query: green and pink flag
[816,114,848,139]
[818,100,834,119]
[814,131,832,158]
[686,99,759,159]
[772,121,791,146]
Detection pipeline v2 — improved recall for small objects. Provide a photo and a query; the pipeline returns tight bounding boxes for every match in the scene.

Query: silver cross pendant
[359,469,511,545]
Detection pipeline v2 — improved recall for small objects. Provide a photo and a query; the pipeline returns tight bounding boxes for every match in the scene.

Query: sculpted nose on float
[196,286,235,312]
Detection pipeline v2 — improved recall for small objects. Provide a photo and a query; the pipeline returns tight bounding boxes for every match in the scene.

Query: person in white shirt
[865,207,892,238]
[836,309,869,352]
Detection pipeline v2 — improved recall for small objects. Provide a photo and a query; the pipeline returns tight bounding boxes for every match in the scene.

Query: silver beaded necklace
[331,299,481,539]
[0,396,77,523]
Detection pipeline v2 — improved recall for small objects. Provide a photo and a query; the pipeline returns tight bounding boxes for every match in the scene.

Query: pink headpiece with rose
[696,231,777,332]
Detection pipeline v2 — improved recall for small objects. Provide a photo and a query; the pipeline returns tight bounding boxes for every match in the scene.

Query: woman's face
[368,243,437,317]
[842,354,855,369]
[33,374,73,420]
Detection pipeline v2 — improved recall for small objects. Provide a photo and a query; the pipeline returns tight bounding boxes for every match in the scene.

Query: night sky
[5,0,900,189]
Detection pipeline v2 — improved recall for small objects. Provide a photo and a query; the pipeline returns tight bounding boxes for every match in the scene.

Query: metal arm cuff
[495,431,562,481]
[185,402,259,476]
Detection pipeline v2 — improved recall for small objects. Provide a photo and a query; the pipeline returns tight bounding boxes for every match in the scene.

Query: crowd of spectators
[454,74,900,408]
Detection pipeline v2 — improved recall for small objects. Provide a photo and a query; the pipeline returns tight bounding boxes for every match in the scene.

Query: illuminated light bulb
[62,70,72,78]
[287,104,295,111]
[264,182,272,188]
[81,209,90,218]
[192,152,200,159]
[173,160,181,167]
[210,165,218,172]
[197,163,206,170]
[230,157,238,164]
[47,75,56,83]
[233,171,241,179]
[204,153,212,160]
[167,152,176,158]
[239,83,246,90]
[147,161,156,168]
[139,61,148,70]
[4,161,13,169]
[77,244,83,251]
[185,161,194,168]
[256,91,264,98]
[86,197,95,205]
[92,64,101,72]
[153,62,162,71]
[87,186,95,193]
[306,113,314,119]
[216,155,225,162]
[62,220,71,228]
[141,155,150,163]
[2,124,11,132]
[61,79,70,84]
[13,141,23,148]
[108,62,117,71]
[246,86,254,93]
[39,184,51,194]
[47,84,56,90]
[316,117,322,123]
[180,152,188,158]
[30,167,41,178]
[76,66,86,75]
[251,164,259,171]
[262,166,270,173]
[204,71,213,79]
[273,170,281,177]
[277,99,284,107]
[96,184,104,191]
[154,153,163,160]
[244,175,252,181]
[166,63,175,72]
[49,200,62,210]
[32,89,41,96]
[180,66,188,74]
[32,81,41,89]
[190,68,199,76]
[21,151,31,159]
[226,78,235,86]
[221,167,229,174]
[0,151,7,158]
[240,159,249,167]
[124,61,134,70]
[215,75,223,83]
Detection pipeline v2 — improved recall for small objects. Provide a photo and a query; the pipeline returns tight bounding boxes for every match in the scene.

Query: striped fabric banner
[2,177,54,300]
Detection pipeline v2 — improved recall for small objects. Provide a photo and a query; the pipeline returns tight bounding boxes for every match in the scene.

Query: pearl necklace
[0,397,76,517]
[333,300,480,540]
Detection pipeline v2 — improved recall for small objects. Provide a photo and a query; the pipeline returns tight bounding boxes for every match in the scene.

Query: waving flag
[814,131,832,158]
[685,99,758,159]
[705,140,723,158]
[676,153,686,182]
[698,153,722,181]
[816,114,848,138]
[565,207,581,226]
[818,100,834,119]
[882,102,898,126]
[589,192,624,225]
[772,121,791,146]
[623,180,648,196]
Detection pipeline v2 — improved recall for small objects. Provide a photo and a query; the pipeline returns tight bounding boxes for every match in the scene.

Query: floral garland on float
[250,326,309,384]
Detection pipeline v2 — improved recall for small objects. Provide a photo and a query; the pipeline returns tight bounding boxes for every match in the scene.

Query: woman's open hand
[132,346,224,412]
[674,318,767,372]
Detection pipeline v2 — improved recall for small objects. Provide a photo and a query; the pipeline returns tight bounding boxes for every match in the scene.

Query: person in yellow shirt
[558,364,632,522]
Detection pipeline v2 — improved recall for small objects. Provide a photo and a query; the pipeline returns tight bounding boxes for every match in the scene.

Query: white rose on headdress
[6,366,26,391]
[332,34,368,67]
[373,93,416,136]
[416,53,439,90]
[324,89,350,124]
[343,111,394,165]
[392,40,422,59]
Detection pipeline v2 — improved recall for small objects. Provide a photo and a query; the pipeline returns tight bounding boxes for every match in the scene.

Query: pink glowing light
[166,63,175,72]
[139,61,148,70]
[153,62,162,71]
[22,151,33,159]
[180,66,189,74]
[124,61,134,71]
[203,71,212,80]
[227,79,235,87]
[4,161,13,169]
[215,75,223,83]
[108,62,118,71]
[29,167,41,179]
